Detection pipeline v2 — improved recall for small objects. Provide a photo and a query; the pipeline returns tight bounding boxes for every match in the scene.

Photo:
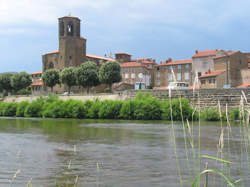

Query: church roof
[86,54,115,61]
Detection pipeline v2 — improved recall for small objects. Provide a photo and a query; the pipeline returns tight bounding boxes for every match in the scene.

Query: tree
[11,72,32,93]
[99,61,122,91]
[76,61,100,93]
[60,67,77,93]
[42,69,60,92]
[0,73,14,93]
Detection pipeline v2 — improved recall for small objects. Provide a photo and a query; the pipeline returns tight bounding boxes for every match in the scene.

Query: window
[157,72,160,78]
[125,73,129,79]
[125,69,128,73]
[67,24,73,36]
[49,62,54,69]
[209,79,215,84]
[178,65,182,70]
[157,80,160,86]
[168,74,173,81]
[201,80,206,84]
[69,56,72,60]
[169,65,173,71]
[131,73,135,79]
[184,72,189,80]
[177,73,182,81]
[185,64,190,69]
[157,67,160,71]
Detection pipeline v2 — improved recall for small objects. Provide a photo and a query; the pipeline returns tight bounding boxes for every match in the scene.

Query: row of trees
[42,61,122,93]
[0,72,32,95]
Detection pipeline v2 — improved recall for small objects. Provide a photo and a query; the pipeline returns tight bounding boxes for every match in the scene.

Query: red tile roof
[86,54,115,61]
[199,70,226,78]
[120,62,148,68]
[193,50,218,58]
[156,59,192,66]
[31,80,43,86]
[60,15,80,20]
[45,50,59,55]
[237,84,250,88]
[115,52,131,56]
[31,71,42,75]
[214,51,239,59]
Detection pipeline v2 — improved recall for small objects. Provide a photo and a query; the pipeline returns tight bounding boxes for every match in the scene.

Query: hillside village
[30,15,250,94]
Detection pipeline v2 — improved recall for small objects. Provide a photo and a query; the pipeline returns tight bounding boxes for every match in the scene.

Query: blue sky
[1,0,250,73]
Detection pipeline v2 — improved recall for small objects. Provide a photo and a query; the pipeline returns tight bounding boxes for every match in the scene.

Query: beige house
[154,59,192,88]
[199,70,226,88]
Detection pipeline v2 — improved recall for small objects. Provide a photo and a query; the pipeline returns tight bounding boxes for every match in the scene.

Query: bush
[201,108,220,121]
[133,93,162,120]
[61,99,87,118]
[120,100,137,120]
[88,100,101,119]
[16,101,29,117]
[98,100,122,119]
[161,98,196,121]
[24,98,44,117]
[43,100,65,118]
[0,102,17,116]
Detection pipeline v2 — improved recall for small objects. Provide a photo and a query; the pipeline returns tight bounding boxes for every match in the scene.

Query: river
[0,118,249,187]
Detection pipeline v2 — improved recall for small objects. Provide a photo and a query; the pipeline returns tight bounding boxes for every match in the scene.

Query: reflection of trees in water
[0,118,135,145]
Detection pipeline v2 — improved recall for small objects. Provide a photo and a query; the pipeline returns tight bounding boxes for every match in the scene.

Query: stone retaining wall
[122,88,250,110]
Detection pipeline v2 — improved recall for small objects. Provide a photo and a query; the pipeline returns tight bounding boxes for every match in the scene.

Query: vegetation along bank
[0,93,247,122]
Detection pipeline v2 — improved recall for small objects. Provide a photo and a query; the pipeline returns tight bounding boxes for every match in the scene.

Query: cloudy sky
[1,0,250,73]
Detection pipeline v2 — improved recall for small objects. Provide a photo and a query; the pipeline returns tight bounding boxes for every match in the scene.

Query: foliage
[61,99,87,118]
[42,69,60,92]
[16,101,29,117]
[43,100,65,118]
[10,72,32,93]
[24,97,45,117]
[76,62,100,93]
[18,87,31,95]
[98,100,122,119]
[201,108,220,121]
[99,61,121,90]
[0,72,14,93]
[60,67,77,93]
[161,98,196,121]
[0,102,17,116]
[104,88,111,93]
[87,100,101,119]
[133,94,162,120]
[120,100,137,120]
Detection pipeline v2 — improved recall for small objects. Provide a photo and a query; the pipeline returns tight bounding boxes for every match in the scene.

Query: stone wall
[122,88,250,110]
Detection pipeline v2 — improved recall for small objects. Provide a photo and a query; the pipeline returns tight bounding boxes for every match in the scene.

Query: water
[0,118,249,187]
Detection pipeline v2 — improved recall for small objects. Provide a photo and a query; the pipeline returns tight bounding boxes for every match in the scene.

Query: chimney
[168,58,172,62]
[208,69,211,74]
[195,50,198,54]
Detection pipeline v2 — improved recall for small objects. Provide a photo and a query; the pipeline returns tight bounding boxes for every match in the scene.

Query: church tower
[58,15,86,69]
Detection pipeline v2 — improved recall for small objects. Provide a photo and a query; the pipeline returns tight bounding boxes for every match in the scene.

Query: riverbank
[0,93,247,122]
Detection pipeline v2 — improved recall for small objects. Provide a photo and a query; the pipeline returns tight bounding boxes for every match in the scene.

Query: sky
[1,0,250,73]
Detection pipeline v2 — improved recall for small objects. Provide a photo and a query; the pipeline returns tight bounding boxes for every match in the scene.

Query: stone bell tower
[58,15,86,69]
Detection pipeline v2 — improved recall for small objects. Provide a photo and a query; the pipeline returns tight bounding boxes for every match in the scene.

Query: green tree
[99,61,122,91]
[11,72,32,93]
[42,69,60,92]
[0,73,14,94]
[60,67,77,93]
[76,61,100,93]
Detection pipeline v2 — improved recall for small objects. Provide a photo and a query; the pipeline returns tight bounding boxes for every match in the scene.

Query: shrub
[88,100,101,119]
[24,98,44,117]
[42,100,65,118]
[134,94,162,120]
[161,98,196,121]
[120,100,137,120]
[0,102,17,116]
[98,100,122,119]
[61,99,87,118]
[16,101,30,117]
[201,108,220,121]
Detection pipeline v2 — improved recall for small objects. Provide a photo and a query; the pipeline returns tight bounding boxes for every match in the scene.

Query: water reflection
[0,118,248,187]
